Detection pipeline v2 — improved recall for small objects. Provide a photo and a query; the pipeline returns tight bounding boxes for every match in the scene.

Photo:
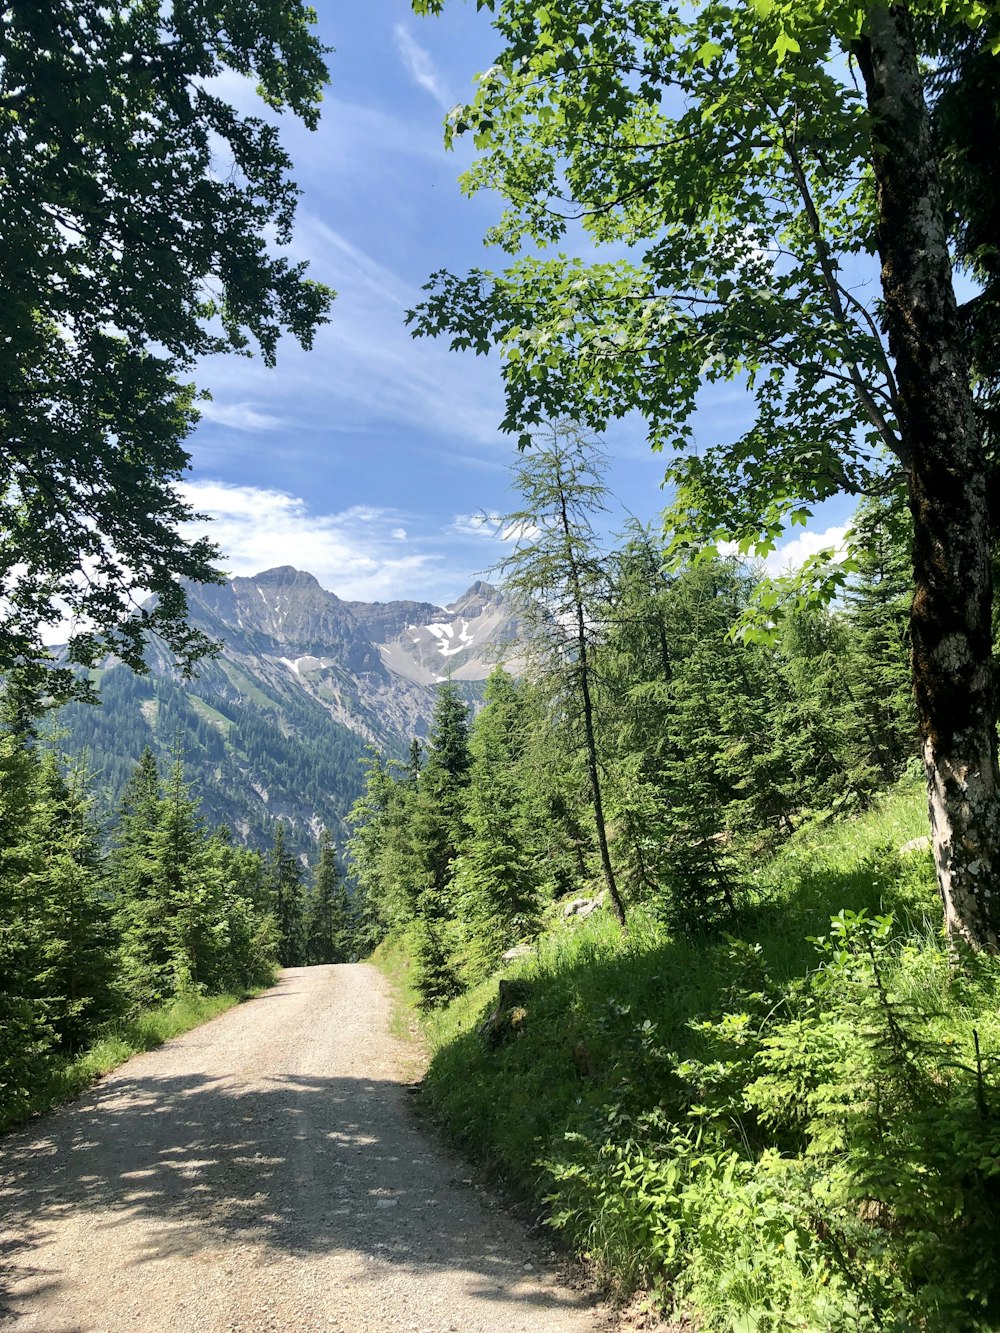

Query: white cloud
[393,25,451,109]
[717,524,851,575]
[764,524,850,576]
[199,400,283,432]
[391,527,408,540]
[179,480,441,602]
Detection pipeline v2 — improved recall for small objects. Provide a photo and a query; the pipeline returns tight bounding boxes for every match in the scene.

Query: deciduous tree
[409,0,1000,948]
[0,1,333,695]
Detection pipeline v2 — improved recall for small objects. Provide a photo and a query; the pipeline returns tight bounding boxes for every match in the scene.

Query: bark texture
[858,4,1000,949]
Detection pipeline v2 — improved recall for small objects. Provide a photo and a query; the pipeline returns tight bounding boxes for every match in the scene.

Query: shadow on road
[0,1062,592,1323]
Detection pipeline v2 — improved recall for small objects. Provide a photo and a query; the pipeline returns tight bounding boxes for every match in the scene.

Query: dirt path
[0,965,611,1332]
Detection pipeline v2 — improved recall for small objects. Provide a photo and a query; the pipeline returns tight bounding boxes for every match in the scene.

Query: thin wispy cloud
[452,513,540,543]
[393,24,451,109]
[199,401,284,432]
[192,216,506,458]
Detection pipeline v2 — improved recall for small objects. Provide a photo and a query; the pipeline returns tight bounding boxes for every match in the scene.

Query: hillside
[58,568,523,854]
[381,785,1000,1331]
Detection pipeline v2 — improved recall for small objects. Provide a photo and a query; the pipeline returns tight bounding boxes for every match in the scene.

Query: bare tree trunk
[556,471,627,928]
[857,5,1000,950]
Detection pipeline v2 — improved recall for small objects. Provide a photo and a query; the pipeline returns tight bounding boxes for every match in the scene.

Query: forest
[348,430,1000,1330]
[0,728,359,1133]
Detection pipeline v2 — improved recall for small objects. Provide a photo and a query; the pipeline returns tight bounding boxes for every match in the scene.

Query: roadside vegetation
[0,990,259,1135]
[352,433,1000,1330]
[375,785,1000,1331]
[0,726,362,1134]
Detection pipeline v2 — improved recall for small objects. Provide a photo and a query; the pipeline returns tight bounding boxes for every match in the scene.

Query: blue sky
[180,0,852,606]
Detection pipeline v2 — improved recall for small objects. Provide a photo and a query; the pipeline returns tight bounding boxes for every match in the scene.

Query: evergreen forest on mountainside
[4,2,1000,1331]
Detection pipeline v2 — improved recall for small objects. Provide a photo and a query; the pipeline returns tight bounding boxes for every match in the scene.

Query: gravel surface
[0,965,612,1332]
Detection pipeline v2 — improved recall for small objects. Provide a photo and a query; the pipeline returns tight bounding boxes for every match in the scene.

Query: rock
[562,891,606,919]
[899,835,931,856]
[562,897,591,917]
[501,944,533,962]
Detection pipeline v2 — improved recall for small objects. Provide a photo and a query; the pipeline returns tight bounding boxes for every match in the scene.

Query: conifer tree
[453,668,540,979]
[305,830,350,964]
[23,752,119,1048]
[146,756,223,996]
[407,682,471,1004]
[347,752,422,933]
[266,823,307,967]
[109,748,171,1005]
[0,704,55,1110]
[846,496,918,780]
[208,829,278,992]
[497,423,626,925]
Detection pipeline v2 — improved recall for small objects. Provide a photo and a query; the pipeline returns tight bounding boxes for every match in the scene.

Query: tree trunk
[857,5,1000,950]
[556,466,627,928]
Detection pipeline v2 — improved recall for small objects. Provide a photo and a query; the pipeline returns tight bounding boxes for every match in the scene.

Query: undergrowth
[382,785,1000,1331]
[0,988,265,1135]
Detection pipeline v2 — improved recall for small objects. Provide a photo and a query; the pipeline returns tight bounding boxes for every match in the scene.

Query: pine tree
[146,756,224,996]
[208,829,278,992]
[305,830,350,964]
[406,682,471,1004]
[108,748,171,1005]
[0,704,56,1113]
[496,422,626,925]
[347,752,422,933]
[845,496,919,780]
[265,823,307,967]
[454,668,541,979]
[23,752,119,1049]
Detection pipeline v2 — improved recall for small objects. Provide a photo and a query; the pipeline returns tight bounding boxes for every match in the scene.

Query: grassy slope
[376,785,1000,1330]
[0,989,268,1135]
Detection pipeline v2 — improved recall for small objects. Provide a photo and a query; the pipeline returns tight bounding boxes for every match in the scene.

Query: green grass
[0,988,268,1136]
[187,693,234,735]
[219,660,275,709]
[417,784,938,1177]
[375,783,1000,1329]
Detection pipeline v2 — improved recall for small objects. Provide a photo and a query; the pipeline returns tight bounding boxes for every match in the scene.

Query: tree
[844,495,918,780]
[23,751,119,1049]
[406,682,471,1004]
[0,1,333,696]
[453,667,541,977]
[347,751,422,933]
[108,748,171,1004]
[305,829,350,964]
[147,755,224,995]
[496,423,626,925]
[409,0,1000,949]
[265,823,306,967]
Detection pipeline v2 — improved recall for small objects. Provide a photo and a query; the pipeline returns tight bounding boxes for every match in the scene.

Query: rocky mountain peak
[249,566,325,591]
[447,580,502,616]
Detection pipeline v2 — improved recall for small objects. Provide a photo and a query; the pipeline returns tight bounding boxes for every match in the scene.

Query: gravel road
[0,965,611,1333]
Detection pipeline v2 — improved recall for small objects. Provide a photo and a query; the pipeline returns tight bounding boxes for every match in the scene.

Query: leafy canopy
[408,0,993,558]
[0,1,333,696]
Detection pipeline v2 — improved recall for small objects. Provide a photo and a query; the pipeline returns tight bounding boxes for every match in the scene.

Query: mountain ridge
[60,567,524,856]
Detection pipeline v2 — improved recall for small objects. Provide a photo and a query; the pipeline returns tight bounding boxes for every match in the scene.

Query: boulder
[899,835,932,856]
[562,892,606,919]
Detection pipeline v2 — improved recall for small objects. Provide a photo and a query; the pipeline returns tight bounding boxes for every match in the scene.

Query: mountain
[58,569,524,856]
